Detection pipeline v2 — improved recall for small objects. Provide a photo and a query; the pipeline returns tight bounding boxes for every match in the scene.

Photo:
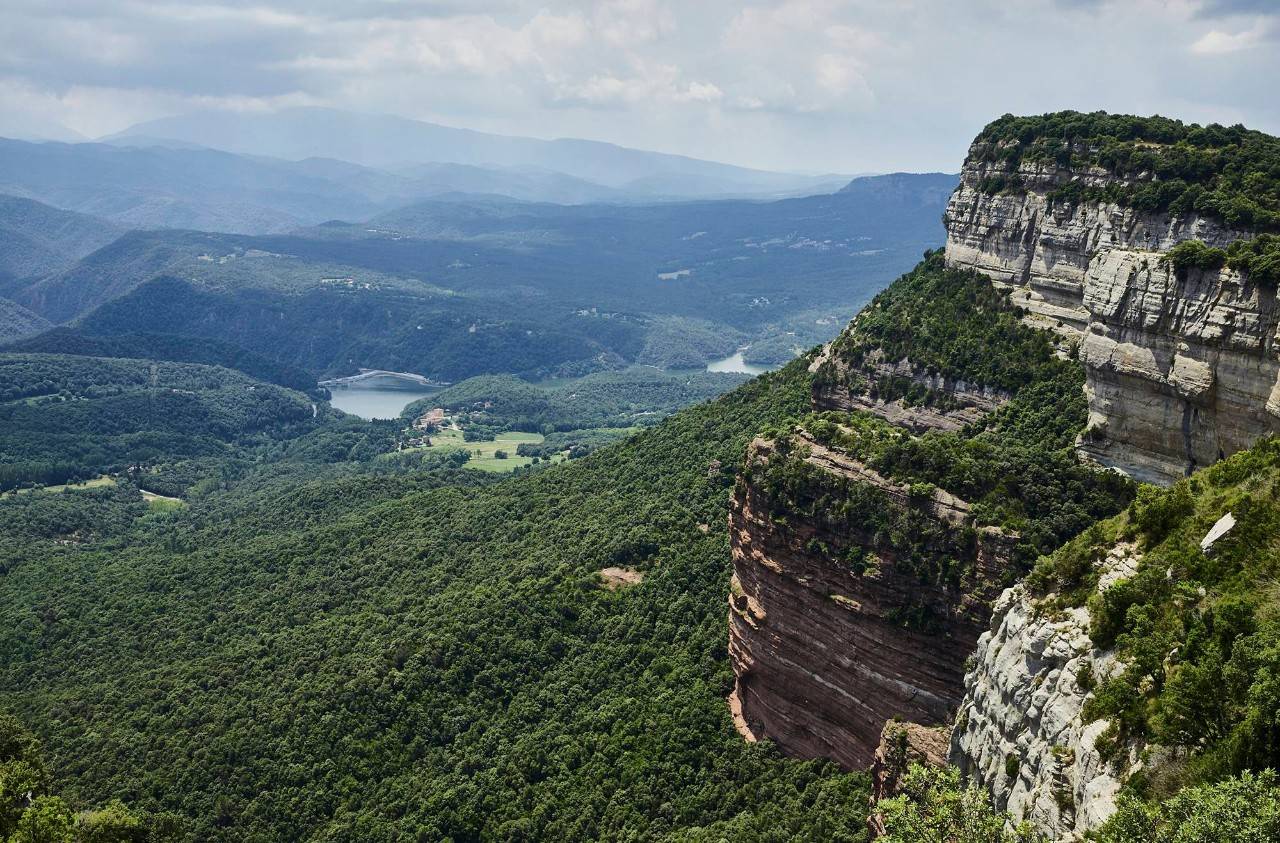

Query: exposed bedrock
[810,346,1010,433]
[866,721,952,838]
[950,543,1143,840]
[728,435,1014,770]
[1078,251,1280,483]
[943,146,1279,484]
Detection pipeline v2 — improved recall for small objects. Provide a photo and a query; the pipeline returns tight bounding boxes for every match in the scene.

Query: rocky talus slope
[944,146,1280,484]
[950,543,1140,839]
[728,432,1014,769]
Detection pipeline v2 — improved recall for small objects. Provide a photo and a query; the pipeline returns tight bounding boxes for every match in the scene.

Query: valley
[3,104,1280,843]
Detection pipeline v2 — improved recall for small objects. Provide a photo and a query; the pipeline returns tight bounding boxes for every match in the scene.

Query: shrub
[1128,482,1194,546]
[1163,240,1227,273]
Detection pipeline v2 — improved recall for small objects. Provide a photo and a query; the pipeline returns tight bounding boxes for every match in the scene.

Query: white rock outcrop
[950,544,1142,841]
[1200,511,1236,554]
[944,146,1280,485]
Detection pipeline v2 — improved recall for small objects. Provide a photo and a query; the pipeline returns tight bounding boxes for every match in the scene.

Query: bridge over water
[319,369,450,389]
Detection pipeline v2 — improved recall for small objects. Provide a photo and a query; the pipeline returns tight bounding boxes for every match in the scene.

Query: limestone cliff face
[950,544,1141,840]
[1078,253,1280,483]
[728,433,1014,769]
[944,145,1280,483]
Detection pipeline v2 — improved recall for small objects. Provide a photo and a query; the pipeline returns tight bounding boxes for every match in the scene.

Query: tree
[7,796,73,843]
[878,764,1040,843]
[1095,770,1280,843]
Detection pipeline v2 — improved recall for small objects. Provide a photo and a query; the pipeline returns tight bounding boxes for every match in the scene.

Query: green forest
[1,357,882,841]
[3,250,1278,841]
[975,110,1280,231]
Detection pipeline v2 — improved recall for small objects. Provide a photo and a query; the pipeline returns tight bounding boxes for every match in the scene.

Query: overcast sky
[1,0,1277,173]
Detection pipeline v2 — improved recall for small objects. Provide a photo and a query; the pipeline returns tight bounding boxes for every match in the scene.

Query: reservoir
[328,384,440,420]
[706,351,771,376]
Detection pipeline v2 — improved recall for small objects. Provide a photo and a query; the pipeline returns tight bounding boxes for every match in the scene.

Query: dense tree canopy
[975,110,1280,231]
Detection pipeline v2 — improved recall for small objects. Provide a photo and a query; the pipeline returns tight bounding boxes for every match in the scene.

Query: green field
[412,429,560,472]
[140,489,186,512]
[1,474,117,497]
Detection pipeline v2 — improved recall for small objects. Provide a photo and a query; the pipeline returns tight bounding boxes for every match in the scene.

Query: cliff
[867,720,952,837]
[728,113,1280,840]
[949,542,1140,839]
[727,254,1131,775]
[728,432,1015,769]
[944,136,1280,484]
[952,435,1280,839]
[810,343,1009,433]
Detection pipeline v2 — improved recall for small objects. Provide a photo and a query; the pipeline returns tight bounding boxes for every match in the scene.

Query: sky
[1,0,1278,174]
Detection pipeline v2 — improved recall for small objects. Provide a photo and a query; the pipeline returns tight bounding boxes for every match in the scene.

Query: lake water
[706,351,771,376]
[327,385,440,420]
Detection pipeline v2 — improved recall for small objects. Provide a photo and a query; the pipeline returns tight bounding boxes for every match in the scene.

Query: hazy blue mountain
[393,162,628,204]
[105,107,848,197]
[0,297,50,343]
[0,194,123,286]
[0,115,87,143]
[0,138,388,233]
[0,132,838,239]
[15,172,955,381]
[294,156,629,205]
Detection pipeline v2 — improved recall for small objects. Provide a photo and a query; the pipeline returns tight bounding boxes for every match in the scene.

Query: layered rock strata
[950,543,1142,840]
[811,346,1009,433]
[1078,253,1280,483]
[943,150,1246,339]
[728,433,1014,769]
[944,144,1280,483]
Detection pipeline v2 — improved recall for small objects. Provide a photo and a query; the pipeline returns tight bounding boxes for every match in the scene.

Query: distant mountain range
[0,108,863,236]
[103,107,851,198]
[0,171,958,376]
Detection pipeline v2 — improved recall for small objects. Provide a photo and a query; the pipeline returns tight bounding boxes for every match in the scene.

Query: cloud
[720,1,881,113]
[1190,17,1276,53]
[0,0,1277,173]
[1194,0,1280,18]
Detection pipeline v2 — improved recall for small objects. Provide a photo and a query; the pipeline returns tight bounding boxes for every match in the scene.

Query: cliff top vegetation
[974,110,1280,232]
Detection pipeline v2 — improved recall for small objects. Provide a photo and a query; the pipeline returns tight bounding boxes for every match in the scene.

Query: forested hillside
[3,328,316,391]
[880,438,1280,841]
[0,194,122,286]
[0,353,390,494]
[3,245,1279,841]
[406,368,749,434]
[0,359,880,841]
[0,297,50,343]
[3,173,951,381]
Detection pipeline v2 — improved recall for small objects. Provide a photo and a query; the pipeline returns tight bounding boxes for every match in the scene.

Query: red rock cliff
[727,432,1014,769]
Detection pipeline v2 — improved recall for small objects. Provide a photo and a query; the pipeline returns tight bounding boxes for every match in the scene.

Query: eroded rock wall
[1078,251,1280,483]
[810,346,1009,433]
[728,434,1014,769]
[943,146,1280,483]
[950,544,1141,840]
[867,721,952,838]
